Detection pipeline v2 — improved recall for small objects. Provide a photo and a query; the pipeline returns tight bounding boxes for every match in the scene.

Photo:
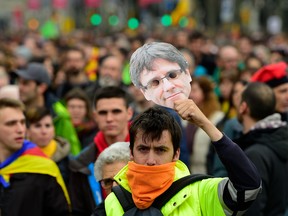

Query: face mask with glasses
[141,69,183,90]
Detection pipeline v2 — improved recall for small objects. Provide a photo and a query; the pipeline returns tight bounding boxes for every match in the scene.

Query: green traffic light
[161,14,172,26]
[179,16,189,27]
[109,15,119,26]
[90,14,102,26]
[128,18,139,29]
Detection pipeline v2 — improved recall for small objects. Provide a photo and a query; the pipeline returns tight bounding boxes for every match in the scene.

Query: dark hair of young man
[129,106,182,156]
[93,86,132,109]
[241,82,276,120]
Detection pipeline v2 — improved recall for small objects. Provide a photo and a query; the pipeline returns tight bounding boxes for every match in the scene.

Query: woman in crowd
[64,88,98,149]
[26,107,70,184]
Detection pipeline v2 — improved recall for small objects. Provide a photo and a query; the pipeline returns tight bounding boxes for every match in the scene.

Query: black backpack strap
[91,202,107,216]
[153,174,213,209]
[112,185,135,212]
[111,174,213,213]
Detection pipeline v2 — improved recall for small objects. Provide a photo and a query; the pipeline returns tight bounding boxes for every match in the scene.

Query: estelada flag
[0,140,70,205]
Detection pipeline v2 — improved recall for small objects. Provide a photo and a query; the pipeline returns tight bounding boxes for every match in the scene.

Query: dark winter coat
[235,125,288,216]
[0,173,70,216]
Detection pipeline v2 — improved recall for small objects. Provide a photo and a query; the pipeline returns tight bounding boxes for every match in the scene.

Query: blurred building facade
[0,0,287,36]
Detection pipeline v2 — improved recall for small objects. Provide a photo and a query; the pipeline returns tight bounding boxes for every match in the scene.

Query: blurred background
[1,0,288,38]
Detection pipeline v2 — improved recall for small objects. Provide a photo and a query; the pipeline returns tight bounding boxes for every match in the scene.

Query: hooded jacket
[235,114,288,216]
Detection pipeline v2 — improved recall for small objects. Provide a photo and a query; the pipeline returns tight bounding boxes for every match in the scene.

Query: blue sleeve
[212,118,243,177]
[212,134,261,190]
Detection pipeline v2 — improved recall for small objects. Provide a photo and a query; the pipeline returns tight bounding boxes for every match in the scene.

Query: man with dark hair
[129,107,182,163]
[68,86,133,216]
[236,82,288,215]
[0,98,70,216]
[100,105,261,215]
[239,82,276,123]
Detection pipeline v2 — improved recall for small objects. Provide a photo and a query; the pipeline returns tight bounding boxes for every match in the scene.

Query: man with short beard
[86,55,129,102]
[56,47,93,98]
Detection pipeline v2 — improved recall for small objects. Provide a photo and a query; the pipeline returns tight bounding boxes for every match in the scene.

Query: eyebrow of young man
[136,144,170,154]
[96,109,124,115]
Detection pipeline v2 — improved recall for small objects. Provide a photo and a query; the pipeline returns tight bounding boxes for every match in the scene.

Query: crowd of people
[1,27,288,216]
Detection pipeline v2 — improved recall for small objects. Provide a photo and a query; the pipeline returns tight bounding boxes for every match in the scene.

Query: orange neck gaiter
[126,161,176,209]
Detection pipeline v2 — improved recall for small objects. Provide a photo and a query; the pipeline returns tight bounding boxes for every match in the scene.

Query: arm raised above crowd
[175,98,262,215]
[174,99,223,141]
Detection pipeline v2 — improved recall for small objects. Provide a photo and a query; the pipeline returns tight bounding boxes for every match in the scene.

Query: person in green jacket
[100,106,261,216]
[99,42,261,216]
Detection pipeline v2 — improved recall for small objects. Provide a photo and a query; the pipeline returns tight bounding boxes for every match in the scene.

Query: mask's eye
[149,79,160,88]
[168,71,181,79]
[142,69,182,90]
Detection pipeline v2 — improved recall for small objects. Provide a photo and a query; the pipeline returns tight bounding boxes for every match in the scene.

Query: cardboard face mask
[133,60,192,109]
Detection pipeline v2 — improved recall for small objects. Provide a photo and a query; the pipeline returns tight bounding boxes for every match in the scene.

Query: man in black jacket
[0,98,70,216]
[236,82,288,215]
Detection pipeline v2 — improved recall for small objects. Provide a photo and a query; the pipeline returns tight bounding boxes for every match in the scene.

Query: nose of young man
[15,126,25,143]
[16,123,25,134]
[106,112,114,122]
[146,152,157,166]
